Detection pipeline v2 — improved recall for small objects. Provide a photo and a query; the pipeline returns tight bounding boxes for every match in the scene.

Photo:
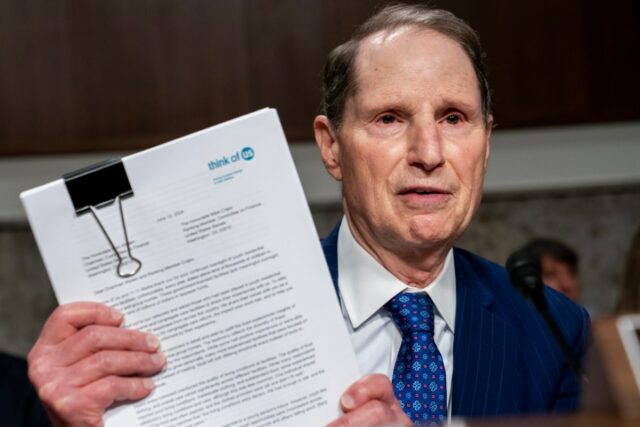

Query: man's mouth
[398,186,449,195]
[397,186,452,207]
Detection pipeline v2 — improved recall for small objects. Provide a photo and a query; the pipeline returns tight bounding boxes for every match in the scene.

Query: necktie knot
[384,292,435,335]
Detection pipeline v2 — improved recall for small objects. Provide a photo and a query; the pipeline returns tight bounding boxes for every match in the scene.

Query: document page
[21,109,360,427]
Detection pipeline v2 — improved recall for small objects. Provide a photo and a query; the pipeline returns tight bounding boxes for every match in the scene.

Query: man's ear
[314,115,343,181]
[483,114,493,169]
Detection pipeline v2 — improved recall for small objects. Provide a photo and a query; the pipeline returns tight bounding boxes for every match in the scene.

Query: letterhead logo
[208,146,255,171]
[241,147,255,161]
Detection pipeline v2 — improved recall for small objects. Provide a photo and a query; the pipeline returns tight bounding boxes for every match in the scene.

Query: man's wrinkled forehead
[349,27,417,96]
[347,26,481,110]
[349,26,472,97]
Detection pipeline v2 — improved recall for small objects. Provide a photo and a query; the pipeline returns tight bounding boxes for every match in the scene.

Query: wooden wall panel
[0,0,638,155]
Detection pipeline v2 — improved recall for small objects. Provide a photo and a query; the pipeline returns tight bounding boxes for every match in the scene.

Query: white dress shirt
[337,218,456,417]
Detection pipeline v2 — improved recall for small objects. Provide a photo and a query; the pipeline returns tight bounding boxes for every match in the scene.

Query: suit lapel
[321,222,341,295]
[451,249,519,417]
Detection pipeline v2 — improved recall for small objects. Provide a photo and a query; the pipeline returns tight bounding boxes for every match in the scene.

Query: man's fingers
[42,376,155,426]
[67,350,166,387]
[340,374,399,411]
[38,302,123,345]
[90,375,156,409]
[326,375,411,427]
[327,400,410,427]
[54,325,160,366]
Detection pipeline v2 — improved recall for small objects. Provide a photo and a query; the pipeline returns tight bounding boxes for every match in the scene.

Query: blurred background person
[616,225,640,313]
[518,238,580,302]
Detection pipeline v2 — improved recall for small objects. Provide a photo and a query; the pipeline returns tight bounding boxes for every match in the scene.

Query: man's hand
[327,374,411,427]
[28,302,166,427]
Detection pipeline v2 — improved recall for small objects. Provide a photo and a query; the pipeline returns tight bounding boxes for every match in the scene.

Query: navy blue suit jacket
[0,353,51,427]
[321,224,590,418]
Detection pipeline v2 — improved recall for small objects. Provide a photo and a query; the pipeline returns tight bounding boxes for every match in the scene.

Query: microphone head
[506,249,543,295]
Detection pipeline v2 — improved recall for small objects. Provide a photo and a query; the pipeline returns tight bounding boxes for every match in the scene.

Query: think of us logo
[241,147,255,161]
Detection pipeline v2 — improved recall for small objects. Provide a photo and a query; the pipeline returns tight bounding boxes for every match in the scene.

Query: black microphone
[506,249,586,380]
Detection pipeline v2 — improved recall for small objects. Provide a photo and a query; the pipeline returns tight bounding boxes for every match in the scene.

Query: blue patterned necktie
[385,292,447,426]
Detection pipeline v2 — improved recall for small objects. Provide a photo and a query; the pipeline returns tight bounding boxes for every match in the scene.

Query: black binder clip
[63,159,142,278]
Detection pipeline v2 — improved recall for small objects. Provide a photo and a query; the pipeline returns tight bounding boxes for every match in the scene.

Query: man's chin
[400,223,460,251]
[397,230,453,254]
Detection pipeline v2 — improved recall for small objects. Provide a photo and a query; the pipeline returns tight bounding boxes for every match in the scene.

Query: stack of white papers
[21,109,359,427]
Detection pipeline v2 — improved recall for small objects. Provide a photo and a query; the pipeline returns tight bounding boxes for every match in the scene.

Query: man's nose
[407,120,445,171]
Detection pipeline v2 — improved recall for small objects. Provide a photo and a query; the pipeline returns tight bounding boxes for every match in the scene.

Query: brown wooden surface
[1,0,639,155]
[465,413,640,427]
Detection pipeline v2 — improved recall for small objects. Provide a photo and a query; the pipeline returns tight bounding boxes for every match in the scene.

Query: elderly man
[28,3,589,426]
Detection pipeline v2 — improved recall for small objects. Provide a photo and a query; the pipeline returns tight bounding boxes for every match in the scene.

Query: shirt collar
[337,217,456,332]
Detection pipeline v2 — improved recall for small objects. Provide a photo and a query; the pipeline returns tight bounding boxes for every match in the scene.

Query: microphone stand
[507,250,587,381]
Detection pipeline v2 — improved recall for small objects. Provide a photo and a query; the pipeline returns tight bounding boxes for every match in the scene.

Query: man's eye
[379,114,396,124]
[445,114,461,125]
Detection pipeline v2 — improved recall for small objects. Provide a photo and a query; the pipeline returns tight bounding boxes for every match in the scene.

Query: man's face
[316,27,491,258]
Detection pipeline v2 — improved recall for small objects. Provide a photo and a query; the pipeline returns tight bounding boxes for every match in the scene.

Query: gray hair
[319,3,492,129]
